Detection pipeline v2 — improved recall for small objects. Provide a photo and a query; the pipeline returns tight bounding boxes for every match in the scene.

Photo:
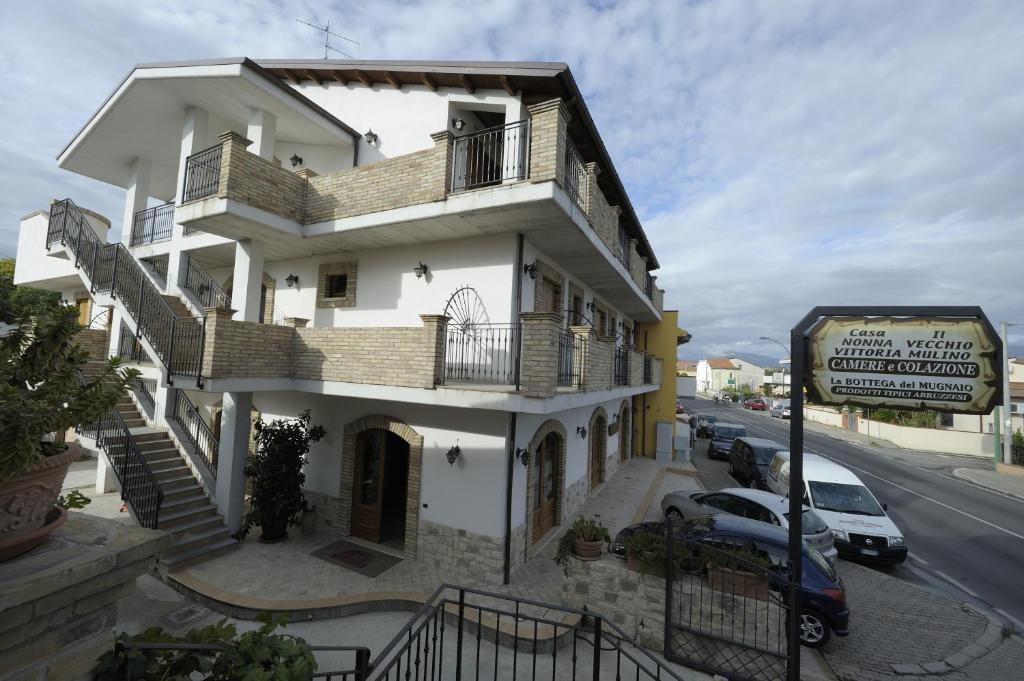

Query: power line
[296,18,359,60]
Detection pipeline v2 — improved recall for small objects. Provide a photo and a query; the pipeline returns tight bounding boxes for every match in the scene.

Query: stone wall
[628,348,644,386]
[76,329,109,360]
[201,308,293,379]
[305,132,451,223]
[526,100,571,188]
[562,476,589,525]
[418,520,506,583]
[0,514,172,681]
[216,131,306,222]
[651,358,663,387]
[519,312,562,397]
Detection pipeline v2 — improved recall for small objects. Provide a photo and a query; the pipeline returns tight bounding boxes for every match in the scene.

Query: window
[325,274,348,299]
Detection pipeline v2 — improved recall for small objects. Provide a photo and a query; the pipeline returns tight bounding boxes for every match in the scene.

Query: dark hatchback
[707,423,746,460]
[729,436,786,488]
[610,515,850,648]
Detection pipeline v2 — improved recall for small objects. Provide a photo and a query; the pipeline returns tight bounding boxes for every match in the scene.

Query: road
[678,397,1024,632]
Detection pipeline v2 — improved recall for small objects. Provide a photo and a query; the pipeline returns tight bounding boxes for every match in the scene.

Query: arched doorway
[351,428,410,550]
[618,401,631,462]
[532,430,561,542]
[589,409,607,491]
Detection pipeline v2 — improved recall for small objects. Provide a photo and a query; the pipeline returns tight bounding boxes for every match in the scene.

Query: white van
[766,451,907,564]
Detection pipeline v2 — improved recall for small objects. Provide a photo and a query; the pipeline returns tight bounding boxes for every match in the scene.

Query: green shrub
[554,515,610,573]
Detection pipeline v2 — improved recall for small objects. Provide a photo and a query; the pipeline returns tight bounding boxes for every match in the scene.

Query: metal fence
[183,255,232,310]
[129,203,175,247]
[563,136,587,209]
[182,144,223,202]
[613,346,629,386]
[1012,444,1024,466]
[442,323,520,386]
[665,528,791,681]
[557,329,583,388]
[133,377,157,419]
[451,120,530,191]
[171,389,219,478]
[95,409,163,529]
[117,321,149,363]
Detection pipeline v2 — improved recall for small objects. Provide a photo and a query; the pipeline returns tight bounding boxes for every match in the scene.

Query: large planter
[626,554,667,578]
[0,445,83,562]
[572,538,603,560]
[706,565,770,600]
[258,521,288,543]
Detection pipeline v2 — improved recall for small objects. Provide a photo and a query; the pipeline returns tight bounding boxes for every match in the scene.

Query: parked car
[610,514,849,647]
[766,451,907,564]
[695,414,719,439]
[781,406,791,419]
[660,487,838,563]
[728,437,787,489]
[707,423,746,460]
[749,398,767,411]
[676,400,685,414]
[770,401,790,418]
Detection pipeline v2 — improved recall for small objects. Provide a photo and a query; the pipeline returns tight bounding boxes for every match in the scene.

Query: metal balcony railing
[172,389,219,478]
[182,144,223,202]
[563,136,587,210]
[133,377,157,419]
[613,346,629,386]
[129,203,175,247]
[451,120,531,191]
[442,323,521,386]
[642,353,653,384]
[557,329,583,388]
[183,255,231,310]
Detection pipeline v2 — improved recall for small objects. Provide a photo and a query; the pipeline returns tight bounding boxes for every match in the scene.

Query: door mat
[310,539,403,578]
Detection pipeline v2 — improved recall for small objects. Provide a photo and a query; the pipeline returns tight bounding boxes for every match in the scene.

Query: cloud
[1,0,1021,352]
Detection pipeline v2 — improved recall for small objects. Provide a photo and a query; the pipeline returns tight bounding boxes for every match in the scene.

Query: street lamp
[759,336,791,397]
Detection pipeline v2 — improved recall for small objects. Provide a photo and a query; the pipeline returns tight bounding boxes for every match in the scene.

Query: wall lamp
[414,262,429,279]
[577,426,588,439]
[523,262,537,280]
[364,129,379,145]
[452,118,466,131]
[285,273,299,288]
[586,301,596,313]
[289,154,303,168]
[515,447,530,467]
[446,443,462,466]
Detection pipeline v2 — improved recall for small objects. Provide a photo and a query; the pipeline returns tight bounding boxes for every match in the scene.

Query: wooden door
[589,417,605,488]
[619,407,630,462]
[540,277,561,313]
[532,433,558,542]
[75,298,90,326]
[352,430,387,543]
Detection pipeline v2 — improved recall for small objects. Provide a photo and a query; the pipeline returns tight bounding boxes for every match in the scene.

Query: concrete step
[165,514,223,539]
[148,458,187,473]
[160,536,238,572]
[162,484,204,504]
[160,493,210,514]
[122,418,147,428]
[160,476,201,494]
[137,439,175,453]
[167,526,231,554]
[133,432,168,444]
[141,448,181,463]
[153,465,192,482]
[159,504,218,531]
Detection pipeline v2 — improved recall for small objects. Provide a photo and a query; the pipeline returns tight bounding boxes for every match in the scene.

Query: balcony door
[351,429,410,548]
[589,415,606,489]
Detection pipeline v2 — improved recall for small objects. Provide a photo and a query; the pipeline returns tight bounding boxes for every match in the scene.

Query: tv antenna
[296,18,359,59]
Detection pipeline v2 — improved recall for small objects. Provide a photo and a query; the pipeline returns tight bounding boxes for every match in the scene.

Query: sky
[1,0,1022,359]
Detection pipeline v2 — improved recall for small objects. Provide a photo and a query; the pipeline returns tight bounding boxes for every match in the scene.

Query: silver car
[770,401,790,418]
[660,487,837,563]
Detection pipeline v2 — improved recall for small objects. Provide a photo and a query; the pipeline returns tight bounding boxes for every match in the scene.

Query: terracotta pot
[300,506,317,536]
[573,538,604,560]
[706,565,770,600]
[0,445,82,562]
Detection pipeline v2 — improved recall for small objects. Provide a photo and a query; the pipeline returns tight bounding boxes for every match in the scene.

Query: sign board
[806,316,1001,414]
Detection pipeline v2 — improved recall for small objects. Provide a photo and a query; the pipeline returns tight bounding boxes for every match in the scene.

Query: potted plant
[0,306,134,562]
[623,533,694,577]
[300,499,317,536]
[554,515,610,574]
[237,411,324,543]
[704,546,773,600]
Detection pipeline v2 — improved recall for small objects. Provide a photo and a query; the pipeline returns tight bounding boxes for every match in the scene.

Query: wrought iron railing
[563,136,587,209]
[133,377,157,419]
[182,144,223,202]
[557,329,583,388]
[182,224,203,236]
[613,346,629,386]
[47,199,206,383]
[117,321,149,363]
[368,584,684,681]
[183,255,231,310]
[644,272,655,300]
[642,353,653,384]
[96,407,163,529]
[442,323,521,386]
[129,203,175,247]
[1012,444,1024,466]
[171,389,218,478]
[617,222,631,269]
[451,120,531,192]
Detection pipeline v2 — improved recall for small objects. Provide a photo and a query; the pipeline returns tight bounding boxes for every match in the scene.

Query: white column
[215,391,253,533]
[175,106,209,204]
[95,451,117,494]
[107,308,123,358]
[121,157,152,243]
[247,109,277,160]
[231,239,265,322]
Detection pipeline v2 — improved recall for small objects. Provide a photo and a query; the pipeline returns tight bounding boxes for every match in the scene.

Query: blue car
[612,514,849,647]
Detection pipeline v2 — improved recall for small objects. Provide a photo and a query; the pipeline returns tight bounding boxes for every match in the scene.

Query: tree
[0,258,61,323]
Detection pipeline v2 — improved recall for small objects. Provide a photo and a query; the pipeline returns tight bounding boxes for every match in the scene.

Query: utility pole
[1001,321,1013,464]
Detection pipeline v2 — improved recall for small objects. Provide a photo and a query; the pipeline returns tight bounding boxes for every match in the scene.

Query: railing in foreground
[171,389,219,478]
[368,583,685,681]
[182,144,223,202]
[183,255,232,310]
[563,136,587,210]
[95,407,163,529]
[451,120,531,192]
[442,323,520,386]
[557,329,583,388]
[613,346,629,386]
[129,203,175,247]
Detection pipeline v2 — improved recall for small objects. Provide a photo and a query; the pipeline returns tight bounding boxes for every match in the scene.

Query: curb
[887,604,1008,675]
[951,468,1024,503]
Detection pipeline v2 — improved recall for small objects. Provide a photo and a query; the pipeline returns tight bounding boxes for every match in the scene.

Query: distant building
[696,357,737,392]
[676,360,698,376]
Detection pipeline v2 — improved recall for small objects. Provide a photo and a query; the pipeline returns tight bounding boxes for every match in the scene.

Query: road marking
[908,552,929,566]
[932,569,981,598]
[812,452,1024,542]
[995,608,1024,633]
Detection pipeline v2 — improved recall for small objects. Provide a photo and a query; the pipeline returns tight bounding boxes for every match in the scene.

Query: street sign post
[785,307,1002,681]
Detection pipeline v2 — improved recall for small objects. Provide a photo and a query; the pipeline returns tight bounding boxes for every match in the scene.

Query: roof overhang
[255,59,659,270]
[57,58,358,202]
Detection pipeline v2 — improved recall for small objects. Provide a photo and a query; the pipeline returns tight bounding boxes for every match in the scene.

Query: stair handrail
[76,370,163,529]
[171,388,219,478]
[48,199,205,384]
[183,254,232,311]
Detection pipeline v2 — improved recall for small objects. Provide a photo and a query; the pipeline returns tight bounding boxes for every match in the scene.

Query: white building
[14,58,673,583]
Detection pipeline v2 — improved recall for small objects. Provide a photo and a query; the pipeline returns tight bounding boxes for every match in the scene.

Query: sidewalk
[954,466,1024,501]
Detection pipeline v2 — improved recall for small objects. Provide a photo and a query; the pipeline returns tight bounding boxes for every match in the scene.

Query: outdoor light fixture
[586,301,596,313]
[364,129,378,145]
[446,443,462,466]
[414,262,429,279]
[577,426,587,439]
[285,273,299,288]
[523,262,537,280]
[452,118,466,131]
[289,154,303,168]
[515,447,530,467]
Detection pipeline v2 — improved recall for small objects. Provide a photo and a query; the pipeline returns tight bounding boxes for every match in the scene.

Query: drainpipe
[512,234,524,390]
[502,412,517,585]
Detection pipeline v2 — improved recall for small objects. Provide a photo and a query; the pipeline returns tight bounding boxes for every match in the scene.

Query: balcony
[129,203,175,247]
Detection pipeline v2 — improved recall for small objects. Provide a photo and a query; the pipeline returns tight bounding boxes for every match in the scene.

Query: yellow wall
[634,310,684,458]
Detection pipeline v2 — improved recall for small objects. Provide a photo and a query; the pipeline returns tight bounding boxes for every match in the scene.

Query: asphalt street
[678,397,1024,633]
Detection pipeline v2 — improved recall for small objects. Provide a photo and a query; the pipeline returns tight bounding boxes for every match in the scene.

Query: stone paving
[822,560,1023,681]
